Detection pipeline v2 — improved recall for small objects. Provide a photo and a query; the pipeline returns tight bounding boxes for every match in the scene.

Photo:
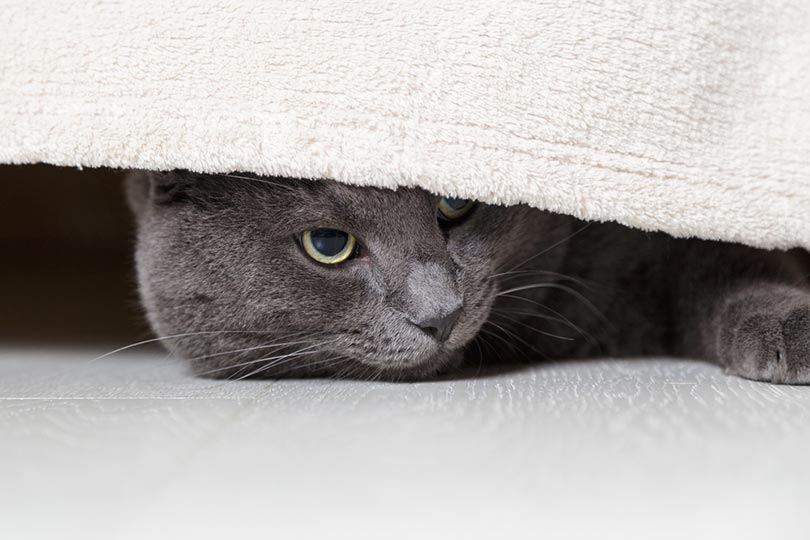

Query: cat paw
[722,304,810,384]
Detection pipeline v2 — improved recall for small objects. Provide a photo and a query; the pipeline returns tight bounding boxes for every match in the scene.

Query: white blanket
[1,1,808,249]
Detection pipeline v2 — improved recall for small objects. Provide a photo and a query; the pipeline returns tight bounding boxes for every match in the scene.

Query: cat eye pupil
[443,198,468,211]
[309,228,348,256]
[300,228,358,265]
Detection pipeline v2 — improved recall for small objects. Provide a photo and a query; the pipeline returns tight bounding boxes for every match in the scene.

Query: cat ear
[148,170,194,204]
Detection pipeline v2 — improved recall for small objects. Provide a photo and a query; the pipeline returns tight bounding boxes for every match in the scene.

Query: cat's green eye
[300,229,358,265]
[438,197,475,222]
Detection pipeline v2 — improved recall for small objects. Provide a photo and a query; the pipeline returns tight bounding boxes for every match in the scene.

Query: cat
[126,170,810,383]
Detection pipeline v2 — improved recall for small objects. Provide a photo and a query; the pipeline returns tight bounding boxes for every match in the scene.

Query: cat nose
[413,305,462,342]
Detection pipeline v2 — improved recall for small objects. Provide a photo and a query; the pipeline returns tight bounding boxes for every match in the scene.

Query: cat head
[127,171,569,380]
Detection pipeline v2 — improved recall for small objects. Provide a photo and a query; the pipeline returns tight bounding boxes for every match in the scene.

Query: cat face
[128,171,569,380]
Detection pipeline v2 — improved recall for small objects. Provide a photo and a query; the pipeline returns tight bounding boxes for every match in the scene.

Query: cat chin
[353,348,466,382]
[184,345,465,382]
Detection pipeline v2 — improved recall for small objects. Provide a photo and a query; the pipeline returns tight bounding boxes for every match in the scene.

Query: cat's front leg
[711,284,810,384]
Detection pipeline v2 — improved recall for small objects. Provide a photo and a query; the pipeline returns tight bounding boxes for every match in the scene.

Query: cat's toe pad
[725,306,810,384]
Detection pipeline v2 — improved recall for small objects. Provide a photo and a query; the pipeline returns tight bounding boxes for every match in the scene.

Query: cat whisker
[196,338,340,379]
[90,330,273,363]
[480,323,527,360]
[491,307,568,325]
[246,345,340,374]
[485,319,545,358]
[183,333,328,363]
[475,332,496,354]
[496,222,591,274]
[496,293,601,344]
[331,361,355,381]
[489,312,574,341]
[230,352,350,381]
[191,355,353,393]
[331,359,369,381]
[199,350,321,379]
[132,330,328,375]
[271,355,354,379]
[227,347,339,380]
[368,364,386,384]
[475,330,508,364]
[221,174,298,191]
[470,336,486,377]
[491,306,598,345]
[497,293,576,322]
[497,282,609,325]
[489,269,595,291]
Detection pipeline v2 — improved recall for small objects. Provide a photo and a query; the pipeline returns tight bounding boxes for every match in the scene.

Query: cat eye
[437,197,475,222]
[300,228,358,265]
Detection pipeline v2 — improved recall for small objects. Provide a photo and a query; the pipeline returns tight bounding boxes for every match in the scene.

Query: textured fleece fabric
[1,1,808,249]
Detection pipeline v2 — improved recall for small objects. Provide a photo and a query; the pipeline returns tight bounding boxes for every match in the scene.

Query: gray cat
[126,171,810,383]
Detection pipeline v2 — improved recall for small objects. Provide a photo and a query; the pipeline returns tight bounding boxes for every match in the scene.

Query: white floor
[2,348,809,540]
